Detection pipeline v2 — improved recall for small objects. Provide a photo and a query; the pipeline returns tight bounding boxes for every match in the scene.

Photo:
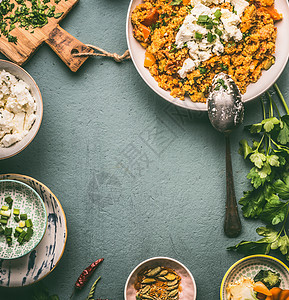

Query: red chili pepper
[70,258,104,298]
[75,258,104,289]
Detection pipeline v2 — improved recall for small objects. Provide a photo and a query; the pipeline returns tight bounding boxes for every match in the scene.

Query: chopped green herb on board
[0,0,66,43]
[229,84,289,260]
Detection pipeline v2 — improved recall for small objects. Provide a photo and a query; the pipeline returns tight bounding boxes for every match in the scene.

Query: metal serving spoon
[207,73,244,238]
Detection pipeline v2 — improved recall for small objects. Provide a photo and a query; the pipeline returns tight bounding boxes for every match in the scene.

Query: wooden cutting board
[0,0,93,72]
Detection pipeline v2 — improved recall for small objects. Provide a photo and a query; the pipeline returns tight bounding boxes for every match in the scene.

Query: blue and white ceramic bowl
[0,174,67,287]
[220,255,289,300]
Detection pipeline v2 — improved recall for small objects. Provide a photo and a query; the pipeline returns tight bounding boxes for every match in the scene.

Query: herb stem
[274,83,289,114]
[261,98,266,120]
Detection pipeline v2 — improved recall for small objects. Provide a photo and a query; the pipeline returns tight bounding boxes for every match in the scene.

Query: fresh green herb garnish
[229,84,289,261]
[215,28,222,36]
[195,32,203,40]
[169,43,178,53]
[170,0,183,5]
[214,9,222,19]
[198,66,207,74]
[220,63,228,71]
[207,32,216,43]
[214,78,227,90]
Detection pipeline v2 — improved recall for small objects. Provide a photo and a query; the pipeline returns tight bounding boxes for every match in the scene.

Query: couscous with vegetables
[131,0,282,102]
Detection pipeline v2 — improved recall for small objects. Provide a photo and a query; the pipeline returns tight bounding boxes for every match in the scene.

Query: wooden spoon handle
[224,135,242,238]
[45,25,93,72]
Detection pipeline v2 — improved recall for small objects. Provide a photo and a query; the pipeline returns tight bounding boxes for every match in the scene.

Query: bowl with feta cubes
[0,60,43,160]
[0,179,47,260]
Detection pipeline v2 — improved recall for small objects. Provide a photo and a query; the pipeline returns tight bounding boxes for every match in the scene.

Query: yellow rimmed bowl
[0,59,43,160]
[220,255,289,300]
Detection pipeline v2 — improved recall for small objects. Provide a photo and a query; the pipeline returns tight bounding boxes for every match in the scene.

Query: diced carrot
[144,51,156,68]
[257,292,267,300]
[258,6,282,21]
[266,296,273,300]
[280,290,289,300]
[253,282,273,296]
[183,0,191,4]
[257,293,267,299]
[142,8,159,27]
[270,287,282,300]
[139,24,151,41]
[266,5,282,21]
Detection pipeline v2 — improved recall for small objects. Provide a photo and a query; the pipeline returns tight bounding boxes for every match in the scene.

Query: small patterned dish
[220,255,289,300]
[0,179,47,260]
[125,257,197,300]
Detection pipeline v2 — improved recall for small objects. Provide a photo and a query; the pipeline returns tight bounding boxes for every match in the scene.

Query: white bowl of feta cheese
[0,60,43,160]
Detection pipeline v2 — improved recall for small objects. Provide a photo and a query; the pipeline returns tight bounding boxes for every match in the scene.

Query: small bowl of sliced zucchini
[0,179,47,260]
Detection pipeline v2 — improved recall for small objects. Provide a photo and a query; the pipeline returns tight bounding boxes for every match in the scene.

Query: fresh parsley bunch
[229,84,289,260]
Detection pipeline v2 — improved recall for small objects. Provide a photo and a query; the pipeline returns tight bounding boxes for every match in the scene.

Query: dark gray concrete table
[0,0,289,299]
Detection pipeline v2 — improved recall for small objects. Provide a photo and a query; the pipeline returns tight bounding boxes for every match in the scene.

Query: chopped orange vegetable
[139,24,151,41]
[144,51,156,68]
[266,296,273,300]
[280,290,289,300]
[270,287,282,300]
[258,6,282,21]
[253,282,272,296]
[142,8,159,26]
[257,292,267,300]
[183,0,191,4]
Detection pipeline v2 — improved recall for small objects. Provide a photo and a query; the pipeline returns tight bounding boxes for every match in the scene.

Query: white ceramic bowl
[124,257,197,300]
[220,255,289,300]
[126,0,289,111]
[0,60,43,160]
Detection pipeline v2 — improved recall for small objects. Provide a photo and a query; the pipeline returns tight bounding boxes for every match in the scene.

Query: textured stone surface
[0,0,289,299]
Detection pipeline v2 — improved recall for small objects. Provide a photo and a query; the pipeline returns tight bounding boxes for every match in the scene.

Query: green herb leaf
[170,0,182,5]
[249,123,263,134]
[267,155,279,167]
[227,240,271,255]
[261,117,280,132]
[278,115,289,144]
[239,188,266,218]
[250,152,266,168]
[273,179,289,200]
[239,139,253,159]
[260,200,289,225]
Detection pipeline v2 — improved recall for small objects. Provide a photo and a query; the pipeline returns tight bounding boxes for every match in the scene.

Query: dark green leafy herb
[229,84,289,261]
[32,282,60,300]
